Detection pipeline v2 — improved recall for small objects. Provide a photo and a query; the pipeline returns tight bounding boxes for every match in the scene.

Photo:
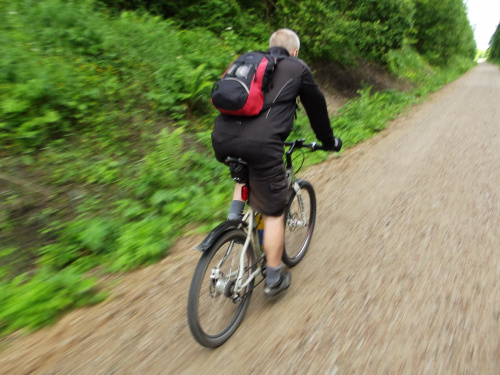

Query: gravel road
[1,63,499,375]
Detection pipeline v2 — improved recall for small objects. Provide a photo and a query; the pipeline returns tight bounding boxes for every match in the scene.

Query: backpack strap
[261,55,296,113]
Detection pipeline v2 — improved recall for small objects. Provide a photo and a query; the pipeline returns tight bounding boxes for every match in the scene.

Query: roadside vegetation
[487,21,500,64]
[0,0,477,337]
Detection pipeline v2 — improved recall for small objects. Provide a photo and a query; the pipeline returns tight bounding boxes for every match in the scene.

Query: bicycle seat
[225,157,249,183]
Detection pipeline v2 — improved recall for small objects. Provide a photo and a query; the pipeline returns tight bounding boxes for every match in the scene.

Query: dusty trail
[1,63,499,374]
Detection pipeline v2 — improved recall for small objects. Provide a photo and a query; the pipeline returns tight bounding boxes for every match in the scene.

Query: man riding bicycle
[211,29,342,299]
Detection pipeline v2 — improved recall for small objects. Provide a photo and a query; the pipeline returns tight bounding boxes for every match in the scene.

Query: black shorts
[248,162,289,217]
[211,115,290,216]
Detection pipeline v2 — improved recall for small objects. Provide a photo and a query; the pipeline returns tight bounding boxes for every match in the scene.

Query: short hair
[269,29,300,55]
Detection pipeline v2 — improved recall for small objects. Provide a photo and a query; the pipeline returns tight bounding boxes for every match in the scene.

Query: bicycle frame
[210,207,264,297]
[212,188,307,298]
[210,139,317,298]
[235,208,262,293]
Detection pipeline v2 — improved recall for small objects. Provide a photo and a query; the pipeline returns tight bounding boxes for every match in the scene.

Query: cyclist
[211,29,342,299]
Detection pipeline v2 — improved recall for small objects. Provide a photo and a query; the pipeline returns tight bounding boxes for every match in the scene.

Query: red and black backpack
[211,52,280,117]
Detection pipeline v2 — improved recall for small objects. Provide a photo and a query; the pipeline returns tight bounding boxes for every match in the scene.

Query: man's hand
[323,137,342,152]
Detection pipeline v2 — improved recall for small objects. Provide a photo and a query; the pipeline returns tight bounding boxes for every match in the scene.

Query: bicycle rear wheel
[187,229,255,348]
[283,180,316,267]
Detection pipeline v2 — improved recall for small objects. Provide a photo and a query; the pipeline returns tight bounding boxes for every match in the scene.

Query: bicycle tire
[187,229,255,348]
[283,180,316,267]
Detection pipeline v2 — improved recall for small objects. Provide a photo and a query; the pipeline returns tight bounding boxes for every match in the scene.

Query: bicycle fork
[287,181,308,229]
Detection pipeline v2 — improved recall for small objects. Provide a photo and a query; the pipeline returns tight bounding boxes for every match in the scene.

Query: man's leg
[227,183,245,220]
[262,213,291,299]
[232,183,244,201]
[246,162,290,298]
[262,214,284,268]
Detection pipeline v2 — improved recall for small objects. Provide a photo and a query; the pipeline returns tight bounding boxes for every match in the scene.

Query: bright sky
[465,0,500,50]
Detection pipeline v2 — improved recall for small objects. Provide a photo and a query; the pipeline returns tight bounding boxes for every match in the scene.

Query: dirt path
[1,63,500,374]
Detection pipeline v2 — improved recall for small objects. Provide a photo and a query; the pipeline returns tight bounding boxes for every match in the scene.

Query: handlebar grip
[312,138,342,152]
[285,139,341,152]
[332,137,342,152]
[310,142,324,151]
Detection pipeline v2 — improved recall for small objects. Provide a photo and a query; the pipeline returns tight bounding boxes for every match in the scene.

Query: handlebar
[283,139,326,170]
[284,139,325,154]
[284,139,328,158]
[284,137,342,154]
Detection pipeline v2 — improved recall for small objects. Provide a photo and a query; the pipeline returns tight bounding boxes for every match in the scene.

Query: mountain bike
[187,139,324,348]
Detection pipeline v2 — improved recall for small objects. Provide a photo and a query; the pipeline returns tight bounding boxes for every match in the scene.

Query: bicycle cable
[293,149,306,175]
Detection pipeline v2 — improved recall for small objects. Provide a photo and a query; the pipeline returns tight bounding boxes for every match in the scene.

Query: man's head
[269,29,300,57]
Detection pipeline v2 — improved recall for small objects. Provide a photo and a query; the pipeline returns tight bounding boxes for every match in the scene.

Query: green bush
[0,267,104,335]
[272,0,415,65]
[488,22,500,62]
[341,0,415,62]
[386,41,435,85]
[273,0,359,65]
[35,127,232,276]
[0,0,254,152]
[413,0,476,65]
[0,0,122,151]
[97,0,272,39]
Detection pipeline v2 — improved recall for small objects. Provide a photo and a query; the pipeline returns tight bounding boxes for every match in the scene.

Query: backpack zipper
[223,77,250,94]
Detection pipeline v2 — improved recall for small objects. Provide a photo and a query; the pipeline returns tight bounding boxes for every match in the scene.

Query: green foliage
[385,38,475,95]
[110,217,172,271]
[272,0,415,65]
[0,267,104,335]
[95,0,186,16]
[386,41,435,85]
[340,0,415,62]
[0,247,19,280]
[272,0,475,66]
[1,1,122,151]
[488,22,500,62]
[273,1,359,65]
[92,0,477,68]
[0,0,254,152]
[98,0,272,39]
[333,88,414,145]
[35,127,232,275]
[476,49,487,61]
[412,0,476,65]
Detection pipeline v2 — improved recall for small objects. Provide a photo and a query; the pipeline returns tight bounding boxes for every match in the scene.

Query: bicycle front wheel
[283,180,316,267]
[187,229,255,348]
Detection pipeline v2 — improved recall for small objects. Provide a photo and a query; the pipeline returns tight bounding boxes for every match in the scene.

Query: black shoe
[263,271,291,300]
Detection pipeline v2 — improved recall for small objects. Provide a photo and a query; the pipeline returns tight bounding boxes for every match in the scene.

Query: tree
[413,0,476,65]
[488,22,500,61]
[272,0,414,64]
[340,0,415,61]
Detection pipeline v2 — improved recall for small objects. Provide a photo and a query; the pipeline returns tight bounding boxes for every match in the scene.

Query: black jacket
[212,47,336,168]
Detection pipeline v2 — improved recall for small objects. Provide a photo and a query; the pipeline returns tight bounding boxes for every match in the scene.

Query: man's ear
[292,49,299,57]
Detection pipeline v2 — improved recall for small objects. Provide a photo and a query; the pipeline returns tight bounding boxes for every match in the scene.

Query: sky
[465,0,500,50]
